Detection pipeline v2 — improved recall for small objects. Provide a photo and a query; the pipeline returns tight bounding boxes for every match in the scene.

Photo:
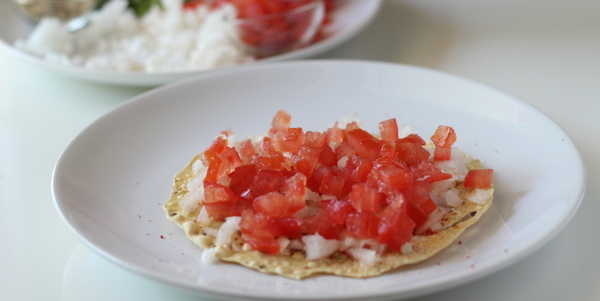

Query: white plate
[0,0,380,87]
[52,61,585,300]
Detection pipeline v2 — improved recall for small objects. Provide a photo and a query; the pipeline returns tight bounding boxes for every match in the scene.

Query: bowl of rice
[0,0,381,86]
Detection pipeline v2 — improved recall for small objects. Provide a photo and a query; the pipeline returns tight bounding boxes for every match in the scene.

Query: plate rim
[0,0,381,86]
[51,60,586,300]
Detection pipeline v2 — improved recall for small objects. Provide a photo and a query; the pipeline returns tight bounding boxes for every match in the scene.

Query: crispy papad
[164,155,493,279]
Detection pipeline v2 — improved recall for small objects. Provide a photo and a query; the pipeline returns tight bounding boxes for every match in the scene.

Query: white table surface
[2,0,599,300]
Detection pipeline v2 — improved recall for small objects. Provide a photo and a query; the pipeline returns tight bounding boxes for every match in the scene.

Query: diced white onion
[466,189,491,204]
[347,248,378,265]
[215,216,240,246]
[302,234,340,260]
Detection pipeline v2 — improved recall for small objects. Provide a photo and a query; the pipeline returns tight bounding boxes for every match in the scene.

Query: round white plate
[52,61,585,300]
[0,0,380,87]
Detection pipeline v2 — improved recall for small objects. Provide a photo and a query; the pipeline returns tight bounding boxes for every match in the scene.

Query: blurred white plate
[52,61,584,300]
[0,0,380,86]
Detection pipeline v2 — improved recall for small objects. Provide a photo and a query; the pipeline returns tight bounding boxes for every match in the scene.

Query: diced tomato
[348,183,386,213]
[398,134,426,145]
[411,161,452,183]
[370,163,414,192]
[237,139,256,164]
[301,209,344,239]
[379,142,396,160]
[204,202,241,221]
[253,173,306,218]
[183,0,205,10]
[434,147,451,161]
[307,165,327,192]
[281,173,307,203]
[403,181,437,228]
[203,136,227,164]
[273,127,305,153]
[304,131,326,148]
[204,183,236,204]
[204,157,221,183]
[294,146,321,176]
[321,198,356,225]
[346,155,373,183]
[396,142,430,166]
[228,164,257,195]
[271,217,303,239]
[346,212,379,239]
[240,211,280,254]
[334,141,355,158]
[319,145,337,166]
[259,137,279,157]
[345,129,381,160]
[378,118,399,143]
[217,147,242,182]
[431,125,457,148]
[254,155,285,170]
[377,204,415,251]
[319,167,346,198]
[326,126,344,149]
[464,169,494,189]
[271,110,291,130]
[250,169,286,196]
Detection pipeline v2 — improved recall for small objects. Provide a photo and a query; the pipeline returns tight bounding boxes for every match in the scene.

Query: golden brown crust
[164,156,493,279]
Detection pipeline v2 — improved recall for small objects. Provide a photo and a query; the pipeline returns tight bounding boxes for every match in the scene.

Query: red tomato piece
[334,141,355,158]
[318,167,346,198]
[411,161,453,183]
[204,157,221,183]
[204,183,236,204]
[304,131,326,148]
[378,118,399,143]
[307,165,328,192]
[281,173,307,203]
[203,136,227,164]
[345,121,360,131]
[431,125,457,148]
[321,198,356,225]
[217,147,242,182]
[346,155,373,183]
[346,212,379,239]
[370,163,414,192]
[183,0,205,10]
[228,164,257,195]
[273,127,305,153]
[345,129,381,160]
[237,139,256,164]
[377,204,415,251]
[348,183,386,213]
[250,169,286,196]
[464,169,494,189]
[204,202,241,221]
[302,209,344,239]
[379,142,396,160]
[294,146,321,176]
[319,145,337,166]
[398,134,426,145]
[240,211,280,254]
[402,181,437,228]
[434,146,451,161]
[271,217,303,239]
[326,126,344,149]
[396,142,430,166]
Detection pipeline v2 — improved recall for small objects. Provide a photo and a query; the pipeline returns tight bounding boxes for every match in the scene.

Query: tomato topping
[273,127,304,153]
[346,212,379,239]
[346,129,381,160]
[237,139,256,164]
[319,145,337,166]
[272,110,291,130]
[378,118,399,143]
[377,203,415,251]
[326,126,344,149]
[434,147,451,161]
[396,142,430,166]
[398,134,426,145]
[411,161,453,183]
[348,183,385,213]
[204,183,237,204]
[321,198,356,225]
[431,126,457,148]
[228,164,257,195]
[464,169,494,189]
[197,110,475,256]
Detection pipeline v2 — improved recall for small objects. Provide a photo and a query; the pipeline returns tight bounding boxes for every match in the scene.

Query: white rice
[16,0,253,72]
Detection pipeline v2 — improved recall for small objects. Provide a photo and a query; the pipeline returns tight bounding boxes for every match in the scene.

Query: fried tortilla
[164,155,493,279]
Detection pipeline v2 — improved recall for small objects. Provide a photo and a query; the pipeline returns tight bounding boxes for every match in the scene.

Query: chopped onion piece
[215,216,240,246]
[302,234,340,260]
